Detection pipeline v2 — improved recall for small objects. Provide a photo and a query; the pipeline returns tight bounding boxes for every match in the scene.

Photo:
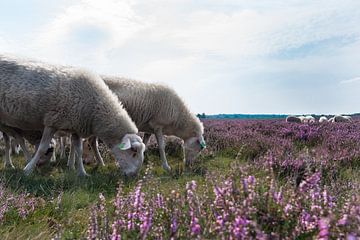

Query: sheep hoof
[162,163,172,172]
[78,171,90,177]
[67,164,76,171]
[23,164,34,175]
[5,163,15,169]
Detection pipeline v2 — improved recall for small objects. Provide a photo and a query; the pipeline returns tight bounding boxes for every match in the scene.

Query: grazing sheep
[0,123,36,167]
[0,123,55,168]
[286,116,302,123]
[297,116,307,123]
[84,76,206,171]
[82,138,96,164]
[10,138,21,155]
[0,55,145,176]
[333,115,352,123]
[305,115,315,123]
[319,116,328,123]
[54,131,71,160]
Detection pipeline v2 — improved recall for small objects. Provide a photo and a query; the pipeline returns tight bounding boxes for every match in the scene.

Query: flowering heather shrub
[0,183,43,224]
[85,163,359,239]
[203,119,360,179]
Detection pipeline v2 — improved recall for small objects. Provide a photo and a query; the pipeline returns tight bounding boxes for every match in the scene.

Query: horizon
[1,0,359,114]
[196,112,360,116]
[199,112,360,116]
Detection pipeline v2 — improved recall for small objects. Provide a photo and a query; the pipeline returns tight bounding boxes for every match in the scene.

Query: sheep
[0,123,36,167]
[10,138,21,155]
[332,115,352,123]
[286,115,302,123]
[0,123,55,168]
[82,76,206,171]
[305,115,315,123]
[319,116,328,123]
[0,55,145,176]
[54,131,71,160]
[82,138,96,164]
[297,116,307,123]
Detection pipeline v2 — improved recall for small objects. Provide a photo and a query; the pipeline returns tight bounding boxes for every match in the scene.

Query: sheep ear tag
[118,137,131,150]
[200,137,206,149]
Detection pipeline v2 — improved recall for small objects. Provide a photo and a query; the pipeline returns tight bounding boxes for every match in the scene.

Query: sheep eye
[131,147,138,153]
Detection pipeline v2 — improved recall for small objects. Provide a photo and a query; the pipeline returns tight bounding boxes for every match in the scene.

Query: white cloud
[1,0,360,114]
[340,77,360,84]
[33,0,148,66]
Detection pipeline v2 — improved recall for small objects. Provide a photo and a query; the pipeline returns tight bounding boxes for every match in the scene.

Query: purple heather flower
[317,218,329,240]
[347,233,357,240]
[337,214,348,226]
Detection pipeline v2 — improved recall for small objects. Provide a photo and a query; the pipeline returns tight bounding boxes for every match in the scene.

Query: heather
[0,119,359,239]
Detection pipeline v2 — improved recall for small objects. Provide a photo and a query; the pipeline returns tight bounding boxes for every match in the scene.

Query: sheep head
[111,133,145,176]
[183,135,206,167]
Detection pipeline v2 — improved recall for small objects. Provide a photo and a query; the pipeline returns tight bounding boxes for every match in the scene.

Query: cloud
[127,0,360,59]
[33,0,148,65]
[340,77,360,84]
[1,0,360,114]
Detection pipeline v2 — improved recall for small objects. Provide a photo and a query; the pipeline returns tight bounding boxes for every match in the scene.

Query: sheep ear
[118,137,131,150]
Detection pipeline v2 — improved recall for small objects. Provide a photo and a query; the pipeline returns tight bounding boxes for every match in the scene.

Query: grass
[0,146,359,239]
[0,151,239,239]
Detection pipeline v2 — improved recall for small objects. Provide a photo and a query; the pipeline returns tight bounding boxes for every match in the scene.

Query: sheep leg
[89,136,105,166]
[154,128,171,171]
[3,133,15,169]
[67,136,76,170]
[71,134,88,176]
[23,126,56,175]
[50,139,57,163]
[0,124,30,162]
[59,136,66,159]
[143,133,151,147]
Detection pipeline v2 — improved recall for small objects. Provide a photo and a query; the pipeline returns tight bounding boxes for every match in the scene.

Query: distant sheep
[319,116,328,123]
[333,115,352,123]
[0,55,145,176]
[83,76,206,171]
[286,116,302,123]
[297,116,306,123]
[305,115,315,123]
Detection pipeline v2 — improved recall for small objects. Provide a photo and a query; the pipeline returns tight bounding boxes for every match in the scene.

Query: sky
[0,0,360,115]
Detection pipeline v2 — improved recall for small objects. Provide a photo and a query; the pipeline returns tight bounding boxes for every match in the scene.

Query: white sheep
[286,116,302,123]
[319,116,328,123]
[0,124,55,168]
[54,131,71,160]
[305,115,315,123]
[297,116,307,123]
[333,115,352,123]
[0,55,145,176]
[81,76,206,171]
